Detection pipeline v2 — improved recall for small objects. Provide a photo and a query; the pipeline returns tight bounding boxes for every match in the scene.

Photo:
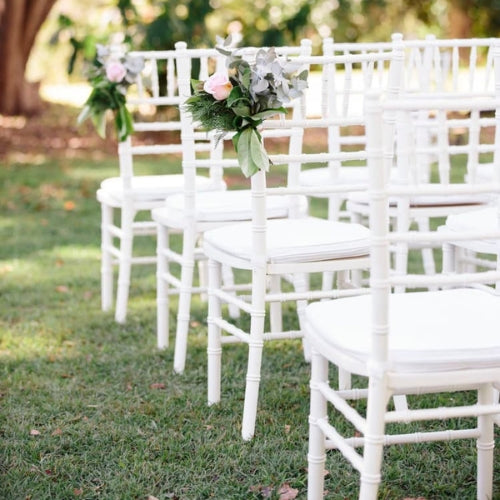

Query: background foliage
[30,0,500,86]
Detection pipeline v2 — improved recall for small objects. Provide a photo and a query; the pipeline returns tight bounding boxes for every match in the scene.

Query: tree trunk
[447,1,473,39]
[0,0,57,116]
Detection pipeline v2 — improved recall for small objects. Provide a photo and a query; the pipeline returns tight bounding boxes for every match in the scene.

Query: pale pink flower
[106,61,127,83]
[203,73,233,100]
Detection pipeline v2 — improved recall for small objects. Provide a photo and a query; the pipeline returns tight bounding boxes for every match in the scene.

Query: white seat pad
[299,166,368,186]
[156,190,308,222]
[99,175,218,201]
[348,190,489,207]
[306,288,500,373]
[203,216,369,263]
[446,207,498,233]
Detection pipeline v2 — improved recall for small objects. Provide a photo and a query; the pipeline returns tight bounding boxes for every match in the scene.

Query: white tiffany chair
[202,41,407,441]
[151,40,313,374]
[98,46,226,323]
[347,37,499,283]
[306,93,500,500]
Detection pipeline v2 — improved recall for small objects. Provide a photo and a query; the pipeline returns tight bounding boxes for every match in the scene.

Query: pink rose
[203,73,233,100]
[106,61,127,83]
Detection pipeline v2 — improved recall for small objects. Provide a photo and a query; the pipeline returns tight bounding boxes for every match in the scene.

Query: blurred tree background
[2,0,500,116]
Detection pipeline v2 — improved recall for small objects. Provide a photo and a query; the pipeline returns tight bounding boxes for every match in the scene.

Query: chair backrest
[397,37,500,192]
[402,35,497,95]
[116,46,226,191]
[366,91,500,296]
[174,39,314,206]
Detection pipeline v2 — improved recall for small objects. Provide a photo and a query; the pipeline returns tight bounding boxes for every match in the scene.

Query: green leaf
[233,127,269,178]
[77,105,92,125]
[91,110,107,139]
[116,104,134,142]
[249,127,270,173]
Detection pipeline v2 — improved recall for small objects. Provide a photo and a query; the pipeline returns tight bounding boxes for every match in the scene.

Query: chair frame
[306,93,500,500]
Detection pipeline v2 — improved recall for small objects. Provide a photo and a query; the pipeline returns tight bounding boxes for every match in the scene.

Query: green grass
[1,156,499,499]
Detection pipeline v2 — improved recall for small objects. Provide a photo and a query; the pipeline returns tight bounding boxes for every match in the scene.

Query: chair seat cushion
[99,175,219,202]
[442,206,499,253]
[152,190,308,224]
[299,166,368,187]
[347,190,489,208]
[203,216,369,264]
[446,206,498,233]
[305,288,500,373]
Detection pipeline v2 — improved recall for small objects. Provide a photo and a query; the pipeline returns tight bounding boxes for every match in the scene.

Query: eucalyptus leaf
[249,128,270,173]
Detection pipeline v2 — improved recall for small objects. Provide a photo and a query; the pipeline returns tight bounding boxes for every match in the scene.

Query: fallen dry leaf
[64,200,76,211]
[56,285,69,293]
[74,488,83,496]
[51,428,63,436]
[30,429,41,436]
[278,483,298,500]
[147,496,160,500]
[150,383,166,390]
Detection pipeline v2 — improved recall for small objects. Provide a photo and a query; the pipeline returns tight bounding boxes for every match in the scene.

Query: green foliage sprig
[185,38,308,177]
[78,44,144,142]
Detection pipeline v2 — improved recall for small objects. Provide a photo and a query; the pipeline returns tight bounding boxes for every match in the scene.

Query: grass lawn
[1,123,500,499]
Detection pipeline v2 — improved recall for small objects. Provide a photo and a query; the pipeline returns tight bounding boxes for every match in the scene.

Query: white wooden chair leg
[269,275,282,333]
[338,369,352,390]
[115,206,134,323]
[222,264,240,319]
[477,383,495,500]
[207,259,222,406]
[292,272,310,360]
[359,381,389,500]
[394,241,409,294]
[242,334,265,441]
[241,265,266,441]
[307,348,329,500]
[494,387,500,426]
[321,271,334,294]
[174,231,196,374]
[198,259,208,302]
[156,223,169,350]
[416,217,437,290]
[100,203,114,312]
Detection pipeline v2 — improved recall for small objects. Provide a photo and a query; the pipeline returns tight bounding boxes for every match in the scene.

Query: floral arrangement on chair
[78,44,144,142]
[185,39,308,177]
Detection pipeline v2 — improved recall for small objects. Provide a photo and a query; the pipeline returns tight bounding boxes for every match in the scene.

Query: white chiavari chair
[202,42,406,441]
[151,40,313,373]
[98,47,226,323]
[306,93,500,500]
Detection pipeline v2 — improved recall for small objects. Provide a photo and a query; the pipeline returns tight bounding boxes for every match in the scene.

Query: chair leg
[115,205,134,323]
[156,223,169,350]
[359,378,389,500]
[269,275,282,333]
[222,264,240,319]
[174,231,196,374]
[292,272,311,361]
[241,267,266,441]
[416,217,437,285]
[207,258,223,406]
[477,383,495,500]
[198,259,208,302]
[241,333,264,441]
[100,203,114,312]
[307,347,329,500]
